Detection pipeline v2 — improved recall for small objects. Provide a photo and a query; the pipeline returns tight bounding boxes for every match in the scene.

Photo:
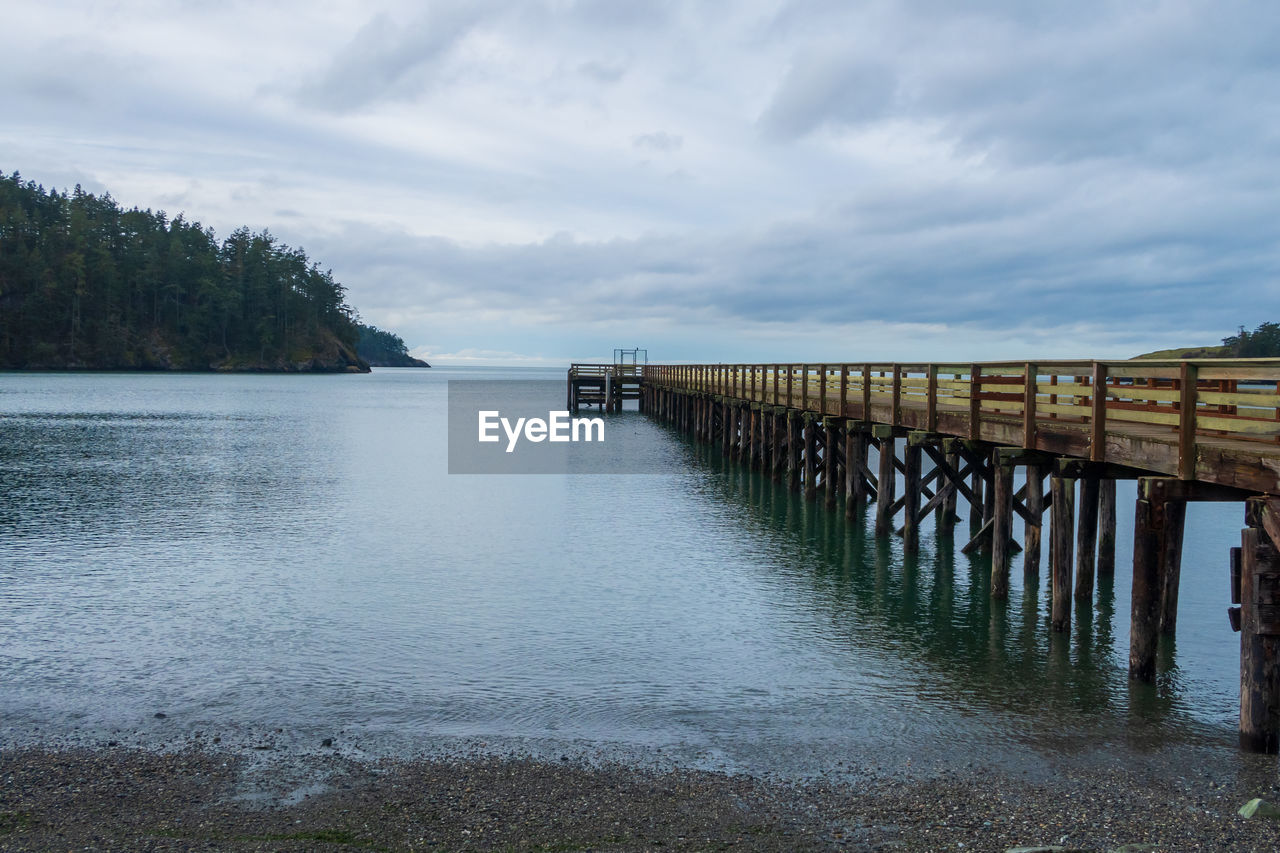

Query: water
[0,368,1249,777]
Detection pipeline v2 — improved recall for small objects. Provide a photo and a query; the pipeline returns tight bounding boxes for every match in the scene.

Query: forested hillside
[1137,321,1280,359]
[357,324,430,367]
[0,171,368,371]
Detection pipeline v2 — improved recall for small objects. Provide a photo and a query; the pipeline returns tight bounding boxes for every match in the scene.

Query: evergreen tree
[356,323,430,367]
[1223,322,1280,357]
[0,170,367,371]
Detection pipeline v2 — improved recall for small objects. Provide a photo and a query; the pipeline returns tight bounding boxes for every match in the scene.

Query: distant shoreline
[0,363,369,374]
[364,355,431,368]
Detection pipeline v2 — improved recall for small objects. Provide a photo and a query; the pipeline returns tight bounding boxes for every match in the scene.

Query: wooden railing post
[801,364,810,411]
[819,364,828,414]
[891,364,902,426]
[926,364,938,432]
[969,363,982,440]
[1023,363,1037,449]
[786,365,793,408]
[840,364,849,418]
[862,363,872,419]
[1091,362,1108,462]
[1179,362,1198,480]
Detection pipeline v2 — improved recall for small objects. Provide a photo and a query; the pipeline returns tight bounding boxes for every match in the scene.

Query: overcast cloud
[3,0,1277,363]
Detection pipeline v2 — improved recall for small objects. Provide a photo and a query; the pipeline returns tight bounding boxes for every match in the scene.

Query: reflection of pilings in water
[934,523,955,632]
[872,530,892,616]
[1072,592,1096,668]
[900,549,920,625]
[1095,566,1116,659]
[987,580,1007,665]
[1157,630,1178,676]
[649,385,1247,741]
[652,374,1272,755]
[1017,570,1041,664]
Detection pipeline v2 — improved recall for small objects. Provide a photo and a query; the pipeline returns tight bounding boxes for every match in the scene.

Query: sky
[3,0,1278,365]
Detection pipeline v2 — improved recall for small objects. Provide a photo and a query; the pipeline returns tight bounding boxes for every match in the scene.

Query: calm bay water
[0,368,1249,776]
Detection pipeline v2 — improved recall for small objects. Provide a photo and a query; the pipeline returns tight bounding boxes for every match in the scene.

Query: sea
[0,366,1251,779]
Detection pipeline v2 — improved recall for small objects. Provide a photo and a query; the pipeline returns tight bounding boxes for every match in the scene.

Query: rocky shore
[4,745,1280,852]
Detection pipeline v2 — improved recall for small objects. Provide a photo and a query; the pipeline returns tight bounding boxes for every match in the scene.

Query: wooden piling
[1129,497,1161,681]
[1098,478,1117,576]
[760,409,770,472]
[803,418,818,501]
[991,458,1014,598]
[1158,499,1187,635]
[825,421,840,512]
[760,407,769,470]
[970,459,985,532]
[736,405,747,461]
[903,439,922,553]
[845,426,867,518]
[755,406,766,470]
[1076,475,1100,602]
[942,448,959,535]
[1050,474,1075,632]
[1240,511,1280,753]
[787,413,802,492]
[875,429,896,537]
[1023,463,1043,576]
[772,412,785,483]
[721,402,732,457]
[731,402,739,456]
[983,458,995,529]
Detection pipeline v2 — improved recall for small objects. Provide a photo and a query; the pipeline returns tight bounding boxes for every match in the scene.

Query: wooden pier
[567,364,644,413]
[574,359,1280,753]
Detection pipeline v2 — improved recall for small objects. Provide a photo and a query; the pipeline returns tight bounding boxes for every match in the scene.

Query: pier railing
[644,360,1280,482]
[569,363,645,379]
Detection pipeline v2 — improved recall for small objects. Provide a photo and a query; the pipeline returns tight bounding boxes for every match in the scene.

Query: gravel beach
[4,745,1280,852]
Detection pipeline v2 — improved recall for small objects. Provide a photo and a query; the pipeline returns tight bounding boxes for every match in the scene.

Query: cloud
[298,2,497,111]
[5,0,1279,365]
[320,155,1280,346]
[759,55,897,138]
[577,60,626,84]
[632,132,683,153]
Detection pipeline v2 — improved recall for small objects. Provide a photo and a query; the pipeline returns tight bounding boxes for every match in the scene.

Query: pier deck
[643,361,1280,495]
